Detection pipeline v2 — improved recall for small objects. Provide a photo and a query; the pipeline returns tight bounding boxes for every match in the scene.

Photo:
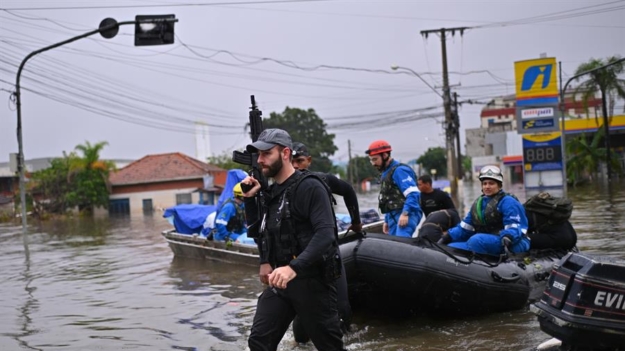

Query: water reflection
[0,179,622,351]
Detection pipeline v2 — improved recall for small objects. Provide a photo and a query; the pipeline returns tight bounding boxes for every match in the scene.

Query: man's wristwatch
[401,211,409,217]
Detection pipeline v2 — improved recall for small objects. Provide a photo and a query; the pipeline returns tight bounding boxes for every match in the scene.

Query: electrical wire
[475,1,625,29]
[0,0,336,11]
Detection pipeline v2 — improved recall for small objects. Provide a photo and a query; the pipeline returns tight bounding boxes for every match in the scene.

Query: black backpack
[524,192,573,231]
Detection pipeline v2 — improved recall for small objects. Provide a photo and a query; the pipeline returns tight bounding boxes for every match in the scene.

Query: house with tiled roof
[107,152,227,216]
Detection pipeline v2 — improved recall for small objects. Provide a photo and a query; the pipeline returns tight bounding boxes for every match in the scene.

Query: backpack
[524,192,573,231]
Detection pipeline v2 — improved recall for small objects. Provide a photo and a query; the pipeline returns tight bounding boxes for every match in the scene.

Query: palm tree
[67,141,116,213]
[573,56,625,179]
[566,129,623,186]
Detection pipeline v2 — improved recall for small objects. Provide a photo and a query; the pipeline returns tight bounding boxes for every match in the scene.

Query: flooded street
[1,180,623,351]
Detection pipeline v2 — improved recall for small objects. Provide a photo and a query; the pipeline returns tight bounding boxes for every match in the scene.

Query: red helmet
[366,140,392,156]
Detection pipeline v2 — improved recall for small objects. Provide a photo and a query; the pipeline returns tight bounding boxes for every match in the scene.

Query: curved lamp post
[15,16,177,248]
[390,65,442,98]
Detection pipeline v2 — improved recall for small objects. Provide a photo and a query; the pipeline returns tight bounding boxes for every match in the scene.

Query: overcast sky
[1,0,624,165]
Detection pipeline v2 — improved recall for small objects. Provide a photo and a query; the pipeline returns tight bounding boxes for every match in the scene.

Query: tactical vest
[262,171,338,272]
[469,191,513,234]
[378,163,408,214]
[221,198,245,233]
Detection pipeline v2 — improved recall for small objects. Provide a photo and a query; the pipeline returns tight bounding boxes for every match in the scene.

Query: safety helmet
[366,140,392,156]
[478,165,503,183]
[233,182,243,197]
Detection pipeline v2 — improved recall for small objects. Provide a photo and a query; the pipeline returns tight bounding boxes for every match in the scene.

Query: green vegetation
[29,141,115,215]
[263,107,337,173]
[207,151,243,170]
[346,155,379,184]
[573,55,625,118]
[566,130,623,186]
[568,56,625,182]
[417,147,447,178]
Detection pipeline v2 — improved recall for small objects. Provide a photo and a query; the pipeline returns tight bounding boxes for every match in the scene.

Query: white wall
[109,188,201,216]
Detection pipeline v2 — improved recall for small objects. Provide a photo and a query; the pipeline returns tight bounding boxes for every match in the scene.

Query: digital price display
[523,145,562,164]
[522,133,563,172]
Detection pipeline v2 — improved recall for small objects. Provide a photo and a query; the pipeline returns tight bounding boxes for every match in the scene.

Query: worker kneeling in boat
[213,182,247,241]
[439,165,530,256]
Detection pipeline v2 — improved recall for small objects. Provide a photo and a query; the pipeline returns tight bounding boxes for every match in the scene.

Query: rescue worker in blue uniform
[440,165,530,255]
[213,182,246,241]
[241,129,346,351]
[366,140,422,237]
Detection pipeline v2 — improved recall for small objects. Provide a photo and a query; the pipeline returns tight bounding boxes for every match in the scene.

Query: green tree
[207,151,244,170]
[264,107,337,173]
[566,129,623,186]
[417,147,447,178]
[461,154,472,178]
[347,155,379,184]
[65,141,116,213]
[573,56,625,178]
[29,155,74,214]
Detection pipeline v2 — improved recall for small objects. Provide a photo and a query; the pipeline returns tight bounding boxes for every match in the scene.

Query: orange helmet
[366,140,392,156]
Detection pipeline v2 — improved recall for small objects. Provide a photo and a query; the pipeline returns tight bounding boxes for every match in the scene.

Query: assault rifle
[232,95,267,239]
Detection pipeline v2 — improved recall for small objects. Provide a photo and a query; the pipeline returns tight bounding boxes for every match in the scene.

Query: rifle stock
[232,95,267,238]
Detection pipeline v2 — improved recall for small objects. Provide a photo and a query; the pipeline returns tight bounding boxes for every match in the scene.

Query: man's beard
[262,157,283,178]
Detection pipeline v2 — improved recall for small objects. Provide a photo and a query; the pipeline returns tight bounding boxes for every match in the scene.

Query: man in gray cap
[241,129,346,351]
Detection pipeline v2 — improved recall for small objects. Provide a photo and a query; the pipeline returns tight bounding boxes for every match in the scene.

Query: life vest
[262,170,338,272]
[221,198,245,233]
[378,163,409,214]
[469,191,514,234]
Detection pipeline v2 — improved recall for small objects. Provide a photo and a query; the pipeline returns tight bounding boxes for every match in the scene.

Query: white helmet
[479,165,503,183]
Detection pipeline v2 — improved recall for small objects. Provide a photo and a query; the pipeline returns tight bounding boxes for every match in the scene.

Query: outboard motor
[530,252,625,350]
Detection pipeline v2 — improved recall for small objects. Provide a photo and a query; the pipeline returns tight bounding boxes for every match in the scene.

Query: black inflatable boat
[530,252,625,350]
[340,232,570,315]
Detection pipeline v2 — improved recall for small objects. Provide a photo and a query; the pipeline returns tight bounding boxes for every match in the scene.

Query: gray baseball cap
[246,128,292,152]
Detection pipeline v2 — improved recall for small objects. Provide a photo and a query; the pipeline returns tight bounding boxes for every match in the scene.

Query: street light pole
[14,16,177,242]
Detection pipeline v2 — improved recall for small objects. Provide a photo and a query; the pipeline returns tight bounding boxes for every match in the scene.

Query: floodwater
[1,180,623,351]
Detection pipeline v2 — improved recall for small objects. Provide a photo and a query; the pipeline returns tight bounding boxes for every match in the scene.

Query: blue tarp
[216,169,248,212]
[163,169,247,234]
[163,204,217,234]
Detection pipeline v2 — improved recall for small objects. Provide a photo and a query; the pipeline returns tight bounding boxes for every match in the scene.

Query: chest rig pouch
[263,171,341,282]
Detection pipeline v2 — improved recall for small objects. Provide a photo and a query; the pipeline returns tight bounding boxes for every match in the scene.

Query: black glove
[437,232,452,245]
[501,235,513,248]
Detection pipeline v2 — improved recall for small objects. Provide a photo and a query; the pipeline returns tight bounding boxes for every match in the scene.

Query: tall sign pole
[514,57,563,193]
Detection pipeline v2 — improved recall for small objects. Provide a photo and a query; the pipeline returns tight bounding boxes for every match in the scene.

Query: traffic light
[134,15,176,46]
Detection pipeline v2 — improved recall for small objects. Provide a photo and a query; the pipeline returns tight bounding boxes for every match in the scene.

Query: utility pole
[420,26,468,206]
[453,92,463,180]
[347,139,353,185]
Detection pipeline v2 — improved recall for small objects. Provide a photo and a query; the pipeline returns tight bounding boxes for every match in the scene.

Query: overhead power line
[0,0,335,11]
[475,1,625,29]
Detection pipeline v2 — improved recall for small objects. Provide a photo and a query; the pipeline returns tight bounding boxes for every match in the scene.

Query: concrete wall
[108,188,203,217]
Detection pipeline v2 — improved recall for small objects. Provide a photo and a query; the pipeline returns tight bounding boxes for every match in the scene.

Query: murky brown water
[1,180,623,351]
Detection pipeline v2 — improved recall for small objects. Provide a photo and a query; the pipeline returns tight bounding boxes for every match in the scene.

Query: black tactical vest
[378,163,408,214]
[469,191,510,234]
[262,171,337,271]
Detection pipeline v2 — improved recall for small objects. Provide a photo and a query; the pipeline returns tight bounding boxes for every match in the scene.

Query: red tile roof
[109,152,225,185]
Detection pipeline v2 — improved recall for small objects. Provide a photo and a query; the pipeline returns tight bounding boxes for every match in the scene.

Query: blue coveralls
[447,191,530,255]
[381,160,422,238]
[213,199,246,241]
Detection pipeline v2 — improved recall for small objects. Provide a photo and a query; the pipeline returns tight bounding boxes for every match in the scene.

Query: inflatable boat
[340,232,570,315]
[530,252,625,350]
